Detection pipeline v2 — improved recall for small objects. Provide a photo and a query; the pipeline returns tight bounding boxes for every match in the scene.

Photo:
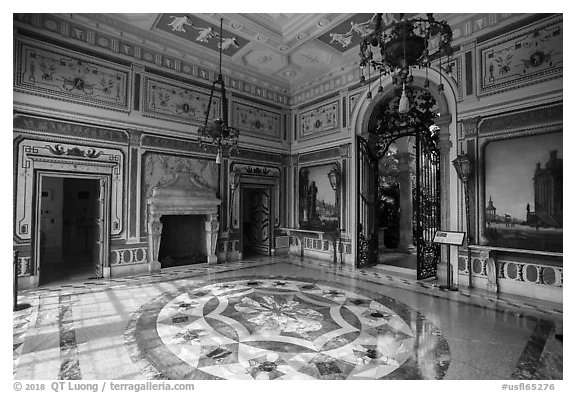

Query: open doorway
[241,186,272,257]
[38,176,101,285]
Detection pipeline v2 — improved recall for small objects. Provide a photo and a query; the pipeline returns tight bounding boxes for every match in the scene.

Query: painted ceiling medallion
[129,278,451,380]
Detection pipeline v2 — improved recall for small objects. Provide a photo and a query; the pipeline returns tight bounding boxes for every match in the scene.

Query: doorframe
[33,170,112,282]
[239,184,274,257]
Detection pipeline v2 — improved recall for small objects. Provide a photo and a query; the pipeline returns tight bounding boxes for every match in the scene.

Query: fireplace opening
[158,215,206,267]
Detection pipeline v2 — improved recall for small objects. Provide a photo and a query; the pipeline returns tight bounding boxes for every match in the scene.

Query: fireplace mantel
[146,187,221,271]
[148,187,221,216]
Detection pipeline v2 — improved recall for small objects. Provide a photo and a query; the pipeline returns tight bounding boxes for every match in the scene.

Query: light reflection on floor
[13,257,562,381]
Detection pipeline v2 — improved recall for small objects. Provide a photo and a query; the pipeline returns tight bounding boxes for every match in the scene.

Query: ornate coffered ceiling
[49,13,529,97]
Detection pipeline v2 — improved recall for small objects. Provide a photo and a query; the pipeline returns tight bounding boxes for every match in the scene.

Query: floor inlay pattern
[126,277,450,380]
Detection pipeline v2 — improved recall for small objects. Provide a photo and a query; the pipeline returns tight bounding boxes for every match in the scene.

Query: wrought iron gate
[356,136,378,267]
[356,130,441,278]
[413,132,441,280]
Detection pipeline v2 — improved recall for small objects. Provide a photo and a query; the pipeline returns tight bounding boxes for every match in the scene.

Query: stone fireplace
[147,187,220,271]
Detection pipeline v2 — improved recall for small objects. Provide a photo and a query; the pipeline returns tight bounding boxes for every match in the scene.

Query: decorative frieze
[232,102,282,140]
[478,15,562,96]
[14,37,130,112]
[142,76,218,126]
[299,100,340,139]
[13,114,129,144]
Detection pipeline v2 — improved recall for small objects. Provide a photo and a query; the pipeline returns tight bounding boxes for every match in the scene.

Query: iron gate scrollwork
[356,136,379,267]
[357,87,441,279]
[413,131,441,280]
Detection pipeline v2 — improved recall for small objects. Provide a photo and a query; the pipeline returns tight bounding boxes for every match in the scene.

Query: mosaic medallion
[126,278,450,380]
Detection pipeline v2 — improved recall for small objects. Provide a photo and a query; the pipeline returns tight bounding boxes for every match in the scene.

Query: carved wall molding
[298,146,341,163]
[478,103,562,135]
[229,161,282,231]
[13,114,130,145]
[14,139,125,241]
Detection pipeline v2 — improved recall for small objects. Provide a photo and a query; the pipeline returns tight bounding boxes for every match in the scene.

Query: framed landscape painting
[483,132,562,252]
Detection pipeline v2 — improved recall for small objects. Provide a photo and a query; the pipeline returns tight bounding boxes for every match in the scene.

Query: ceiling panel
[155,14,250,57]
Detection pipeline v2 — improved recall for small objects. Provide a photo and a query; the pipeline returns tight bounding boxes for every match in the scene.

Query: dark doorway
[241,187,272,257]
[39,177,100,285]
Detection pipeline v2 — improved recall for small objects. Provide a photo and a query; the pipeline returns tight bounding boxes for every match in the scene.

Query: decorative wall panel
[14,14,290,107]
[232,102,282,140]
[14,37,130,112]
[142,76,219,126]
[14,139,125,241]
[478,15,562,95]
[299,100,340,139]
[110,247,148,265]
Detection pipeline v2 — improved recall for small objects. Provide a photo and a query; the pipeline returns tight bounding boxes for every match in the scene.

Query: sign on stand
[433,230,465,246]
[433,230,466,291]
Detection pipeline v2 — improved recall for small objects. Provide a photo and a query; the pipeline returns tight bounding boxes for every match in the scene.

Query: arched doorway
[356,85,443,280]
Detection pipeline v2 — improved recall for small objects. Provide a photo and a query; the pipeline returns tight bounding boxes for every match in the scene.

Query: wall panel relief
[479,15,562,95]
[299,100,340,139]
[14,139,125,241]
[142,153,218,199]
[142,77,219,126]
[232,102,282,140]
[14,37,130,111]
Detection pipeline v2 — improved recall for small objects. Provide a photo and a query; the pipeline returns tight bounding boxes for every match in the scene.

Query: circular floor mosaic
[126,278,450,380]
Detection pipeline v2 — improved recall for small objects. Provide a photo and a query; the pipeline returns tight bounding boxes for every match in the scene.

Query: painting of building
[484,133,562,252]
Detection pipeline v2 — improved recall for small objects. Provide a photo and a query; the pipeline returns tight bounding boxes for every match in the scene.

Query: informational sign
[433,230,466,246]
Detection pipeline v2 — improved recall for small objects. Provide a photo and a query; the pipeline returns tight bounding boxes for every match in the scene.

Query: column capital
[127,129,143,147]
[460,116,481,136]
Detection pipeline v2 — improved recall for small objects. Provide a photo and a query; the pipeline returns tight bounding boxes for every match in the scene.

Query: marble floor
[13,255,563,381]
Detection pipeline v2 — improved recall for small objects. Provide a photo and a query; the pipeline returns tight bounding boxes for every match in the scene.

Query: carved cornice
[478,103,562,135]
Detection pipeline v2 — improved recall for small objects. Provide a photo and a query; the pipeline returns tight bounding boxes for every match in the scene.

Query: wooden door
[91,178,108,278]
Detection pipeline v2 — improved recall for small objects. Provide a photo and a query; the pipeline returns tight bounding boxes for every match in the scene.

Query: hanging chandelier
[197,18,239,164]
[359,13,453,113]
